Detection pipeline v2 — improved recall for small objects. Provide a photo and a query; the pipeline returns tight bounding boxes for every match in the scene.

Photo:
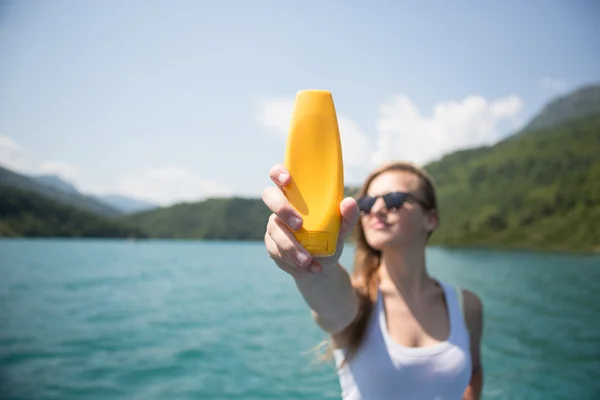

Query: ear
[424,209,439,233]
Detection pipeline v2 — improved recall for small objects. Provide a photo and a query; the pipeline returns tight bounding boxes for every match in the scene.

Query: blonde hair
[317,161,439,367]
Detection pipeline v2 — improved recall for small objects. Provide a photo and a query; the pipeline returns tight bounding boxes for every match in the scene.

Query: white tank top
[333,280,472,400]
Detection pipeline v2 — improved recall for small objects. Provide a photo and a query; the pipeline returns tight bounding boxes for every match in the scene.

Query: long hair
[318,160,439,367]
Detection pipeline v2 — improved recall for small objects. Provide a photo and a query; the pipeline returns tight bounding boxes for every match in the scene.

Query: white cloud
[0,134,29,173]
[372,94,524,166]
[117,166,234,206]
[0,135,231,205]
[256,97,372,168]
[0,135,82,181]
[256,97,294,137]
[540,77,567,93]
[338,117,373,168]
[40,161,79,180]
[257,92,524,172]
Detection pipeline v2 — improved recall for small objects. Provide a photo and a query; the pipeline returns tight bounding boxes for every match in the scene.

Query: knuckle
[273,199,290,216]
[274,202,287,216]
[265,235,280,260]
[266,215,280,235]
[280,239,296,255]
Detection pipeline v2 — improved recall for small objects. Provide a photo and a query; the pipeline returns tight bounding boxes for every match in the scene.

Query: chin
[365,229,424,251]
[364,230,400,250]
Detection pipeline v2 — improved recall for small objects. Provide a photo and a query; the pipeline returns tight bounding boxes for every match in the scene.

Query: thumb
[338,197,360,241]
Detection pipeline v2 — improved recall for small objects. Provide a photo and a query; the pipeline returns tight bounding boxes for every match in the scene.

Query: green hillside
[521,84,600,133]
[0,185,146,238]
[0,166,122,217]
[120,112,600,253]
[120,197,271,240]
[426,113,600,252]
[118,187,367,240]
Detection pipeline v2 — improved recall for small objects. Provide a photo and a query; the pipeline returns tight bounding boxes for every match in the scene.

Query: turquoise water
[1,239,599,399]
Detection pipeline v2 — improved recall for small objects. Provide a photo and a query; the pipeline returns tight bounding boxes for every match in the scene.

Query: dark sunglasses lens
[384,192,407,210]
[358,196,375,213]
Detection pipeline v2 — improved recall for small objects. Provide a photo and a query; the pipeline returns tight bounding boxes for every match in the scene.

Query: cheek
[394,210,426,231]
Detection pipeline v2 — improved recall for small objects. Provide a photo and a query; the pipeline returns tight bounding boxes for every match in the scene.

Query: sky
[1,1,599,206]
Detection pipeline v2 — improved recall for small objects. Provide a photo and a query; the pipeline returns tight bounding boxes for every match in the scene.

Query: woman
[262,160,484,400]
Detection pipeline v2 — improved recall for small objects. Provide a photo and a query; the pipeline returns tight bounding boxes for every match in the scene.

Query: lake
[1,239,598,399]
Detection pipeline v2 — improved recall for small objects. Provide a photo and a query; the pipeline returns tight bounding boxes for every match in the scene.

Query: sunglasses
[357,191,430,214]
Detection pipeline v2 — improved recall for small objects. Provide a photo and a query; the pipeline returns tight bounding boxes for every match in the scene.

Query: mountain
[119,84,600,253]
[120,197,271,240]
[35,174,79,194]
[521,84,600,133]
[0,166,122,217]
[92,194,158,214]
[34,173,157,214]
[425,112,600,252]
[119,112,599,252]
[2,169,156,215]
[419,83,600,252]
[118,186,364,240]
[0,185,147,238]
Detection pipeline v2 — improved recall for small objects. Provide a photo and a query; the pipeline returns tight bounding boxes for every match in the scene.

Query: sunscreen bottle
[283,89,344,257]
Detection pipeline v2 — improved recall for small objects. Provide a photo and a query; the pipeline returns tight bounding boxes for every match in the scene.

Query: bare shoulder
[461,289,484,338]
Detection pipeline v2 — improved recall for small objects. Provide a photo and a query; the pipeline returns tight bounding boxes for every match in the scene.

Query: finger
[307,259,323,274]
[269,164,291,187]
[268,215,312,268]
[262,187,303,230]
[265,229,282,259]
[265,232,310,278]
[338,197,360,241]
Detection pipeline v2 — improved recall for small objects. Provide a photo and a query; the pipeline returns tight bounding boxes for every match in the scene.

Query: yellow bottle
[283,89,344,257]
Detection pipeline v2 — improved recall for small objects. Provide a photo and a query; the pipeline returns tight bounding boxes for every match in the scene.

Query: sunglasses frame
[357,191,430,214]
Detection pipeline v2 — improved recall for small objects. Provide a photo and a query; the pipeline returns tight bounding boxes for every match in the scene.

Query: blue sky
[1,1,599,205]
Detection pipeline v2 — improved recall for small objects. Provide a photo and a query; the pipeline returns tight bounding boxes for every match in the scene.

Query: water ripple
[1,239,599,399]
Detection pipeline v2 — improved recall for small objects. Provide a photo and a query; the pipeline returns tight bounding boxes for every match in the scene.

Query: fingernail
[288,216,301,230]
[310,263,322,274]
[296,251,308,265]
[278,173,288,183]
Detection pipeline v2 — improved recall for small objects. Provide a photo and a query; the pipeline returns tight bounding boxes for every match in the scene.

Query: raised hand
[262,164,359,278]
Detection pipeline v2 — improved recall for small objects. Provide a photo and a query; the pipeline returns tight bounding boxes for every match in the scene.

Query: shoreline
[1,236,598,256]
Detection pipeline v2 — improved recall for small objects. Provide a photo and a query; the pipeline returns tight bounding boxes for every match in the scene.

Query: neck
[378,243,432,297]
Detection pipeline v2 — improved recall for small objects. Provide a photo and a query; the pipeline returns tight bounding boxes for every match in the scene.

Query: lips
[369,220,389,229]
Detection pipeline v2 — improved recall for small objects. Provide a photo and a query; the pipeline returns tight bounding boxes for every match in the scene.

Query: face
[359,170,437,251]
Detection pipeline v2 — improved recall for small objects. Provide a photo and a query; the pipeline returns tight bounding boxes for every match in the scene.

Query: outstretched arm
[263,164,361,335]
[462,289,484,400]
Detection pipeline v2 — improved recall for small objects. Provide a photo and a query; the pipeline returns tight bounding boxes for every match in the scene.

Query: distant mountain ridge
[424,112,600,252]
[0,166,122,217]
[5,171,158,215]
[521,84,600,133]
[35,175,79,194]
[92,194,158,214]
[0,185,146,238]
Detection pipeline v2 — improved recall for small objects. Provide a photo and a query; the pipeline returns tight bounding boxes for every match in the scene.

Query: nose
[370,197,387,214]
